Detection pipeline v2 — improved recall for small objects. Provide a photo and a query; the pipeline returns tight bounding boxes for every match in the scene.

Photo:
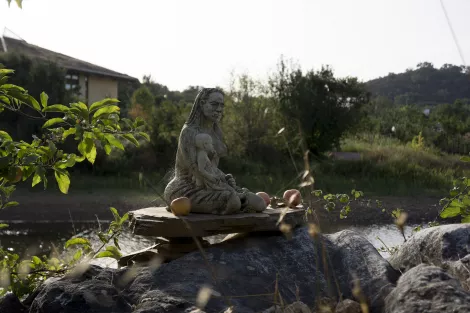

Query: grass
[312,135,469,196]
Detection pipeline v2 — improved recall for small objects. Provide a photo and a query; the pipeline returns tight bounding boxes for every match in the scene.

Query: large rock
[0,293,27,313]
[28,228,398,313]
[385,264,470,313]
[389,224,470,290]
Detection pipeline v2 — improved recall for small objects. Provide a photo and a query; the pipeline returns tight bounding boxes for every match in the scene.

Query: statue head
[195,133,214,153]
[186,88,225,126]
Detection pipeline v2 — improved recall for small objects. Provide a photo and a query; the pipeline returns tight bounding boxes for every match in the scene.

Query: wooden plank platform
[128,206,307,237]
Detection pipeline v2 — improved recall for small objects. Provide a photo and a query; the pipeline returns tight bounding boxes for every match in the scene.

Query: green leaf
[104,134,124,150]
[110,207,120,221]
[63,128,76,140]
[78,137,97,164]
[40,92,48,108]
[3,201,19,209]
[65,237,91,249]
[0,224,8,229]
[43,104,69,113]
[73,249,83,261]
[93,105,120,119]
[89,98,119,113]
[461,156,470,162]
[440,206,461,218]
[32,172,42,187]
[104,144,112,155]
[139,132,150,142]
[32,256,42,266]
[462,215,470,223]
[113,237,121,250]
[97,232,108,244]
[122,134,139,146]
[54,170,70,194]
[0,131,12,142]
[26,95,41,111]
[134,117,145,128]
[339,194,349,203]
[101,245,122,260]
[120,213,129,225]
[42,118,64,128]
[94,251,115,259]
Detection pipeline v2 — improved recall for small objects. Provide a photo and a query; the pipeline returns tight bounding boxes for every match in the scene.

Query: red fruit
[283,189,301,208]
[256,192,271,206]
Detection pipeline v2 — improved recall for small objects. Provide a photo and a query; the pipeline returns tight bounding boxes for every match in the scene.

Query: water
[0,220,414,268]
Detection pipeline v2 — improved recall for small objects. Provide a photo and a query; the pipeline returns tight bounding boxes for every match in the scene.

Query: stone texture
[327,230,400,312]
[385,264,470,313]
[389,223,470,290]
[29,265,133,313]
[335,299,362,313]
[0,293,27,313]
[26,228,398,313]
[261,301,312,313]
[129,206,306,237]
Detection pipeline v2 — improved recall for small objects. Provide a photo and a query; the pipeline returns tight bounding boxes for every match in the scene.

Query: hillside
[366,62,470,105]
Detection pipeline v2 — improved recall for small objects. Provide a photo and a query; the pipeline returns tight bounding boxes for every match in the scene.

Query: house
[0,35,138,104]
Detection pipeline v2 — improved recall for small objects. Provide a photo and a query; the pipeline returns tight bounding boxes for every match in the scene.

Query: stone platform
[120,206,307,267]
[129,206,307,237]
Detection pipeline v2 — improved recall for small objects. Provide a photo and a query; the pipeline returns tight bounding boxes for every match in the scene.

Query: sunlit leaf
[0,224,8,229]
[40,92,48,108]
[93,105,120,119]
[54,170,70,194]
[43,104,69,113]
[277,127,285,135]
[440,206,461,218]
[0,131,12,142]
[461,156,470,162]
[94,251,114,259]
[63,128,76,140]
[78,137,97,164]
[462,215,470,223]
[32,172,42,187]
[73,249,83,261]
[3,201,18,209]
[104,134,124,150]
[65,237,91,249]
[89,98,119,113]
[110,207,120,221]
[32,256,41,266]
[42,118,64,128]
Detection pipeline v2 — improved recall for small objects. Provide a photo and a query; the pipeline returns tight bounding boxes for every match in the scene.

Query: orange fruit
[283,189,301,208]
[170,197,191,216]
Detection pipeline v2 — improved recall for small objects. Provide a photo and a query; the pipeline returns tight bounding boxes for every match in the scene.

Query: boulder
[385,264,470,313]
[335,299,362,313]
[27,228,398,313]
[0,293,27,313]
[389,224,470,290]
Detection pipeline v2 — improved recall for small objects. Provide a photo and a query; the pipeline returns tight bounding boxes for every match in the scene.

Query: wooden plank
[129,206,307,237]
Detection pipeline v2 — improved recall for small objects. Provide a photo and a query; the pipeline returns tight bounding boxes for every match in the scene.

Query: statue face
[202,92,224,123]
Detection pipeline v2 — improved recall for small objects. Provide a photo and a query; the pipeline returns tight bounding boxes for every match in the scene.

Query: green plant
[410,132,425,150]
[0,64,149,297]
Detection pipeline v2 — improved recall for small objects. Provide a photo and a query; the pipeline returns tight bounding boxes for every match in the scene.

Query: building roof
[0,36,138,81]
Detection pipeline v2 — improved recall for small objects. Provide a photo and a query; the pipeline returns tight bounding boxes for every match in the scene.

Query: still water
[0,220,415,268]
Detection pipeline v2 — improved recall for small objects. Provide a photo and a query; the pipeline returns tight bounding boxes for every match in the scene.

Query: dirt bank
[1,189,443,227]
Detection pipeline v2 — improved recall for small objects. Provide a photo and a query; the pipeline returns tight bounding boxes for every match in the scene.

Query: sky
[1,0,469,91]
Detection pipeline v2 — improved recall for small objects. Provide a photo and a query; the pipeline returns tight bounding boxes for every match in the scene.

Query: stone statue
[164,88,266,214]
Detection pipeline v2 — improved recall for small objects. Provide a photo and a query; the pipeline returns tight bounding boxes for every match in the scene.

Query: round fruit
[170,197,191,216]
[256,192,271,206]
[283,189,301,208]
[7,167,22,183]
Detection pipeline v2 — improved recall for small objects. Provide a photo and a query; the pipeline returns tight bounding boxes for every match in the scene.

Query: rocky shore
[2,223,469,313]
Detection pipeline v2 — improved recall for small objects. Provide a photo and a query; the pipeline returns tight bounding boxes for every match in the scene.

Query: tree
[271,59,369,154]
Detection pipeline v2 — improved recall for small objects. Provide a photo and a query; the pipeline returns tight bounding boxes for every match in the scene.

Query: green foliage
[311,188,364,219]
[0,64,148,297]
[271,58,369,154]
[439,168,470,223]
[367,62,470,105]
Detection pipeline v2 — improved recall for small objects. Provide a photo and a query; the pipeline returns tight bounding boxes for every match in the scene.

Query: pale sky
[1,0,469,91]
